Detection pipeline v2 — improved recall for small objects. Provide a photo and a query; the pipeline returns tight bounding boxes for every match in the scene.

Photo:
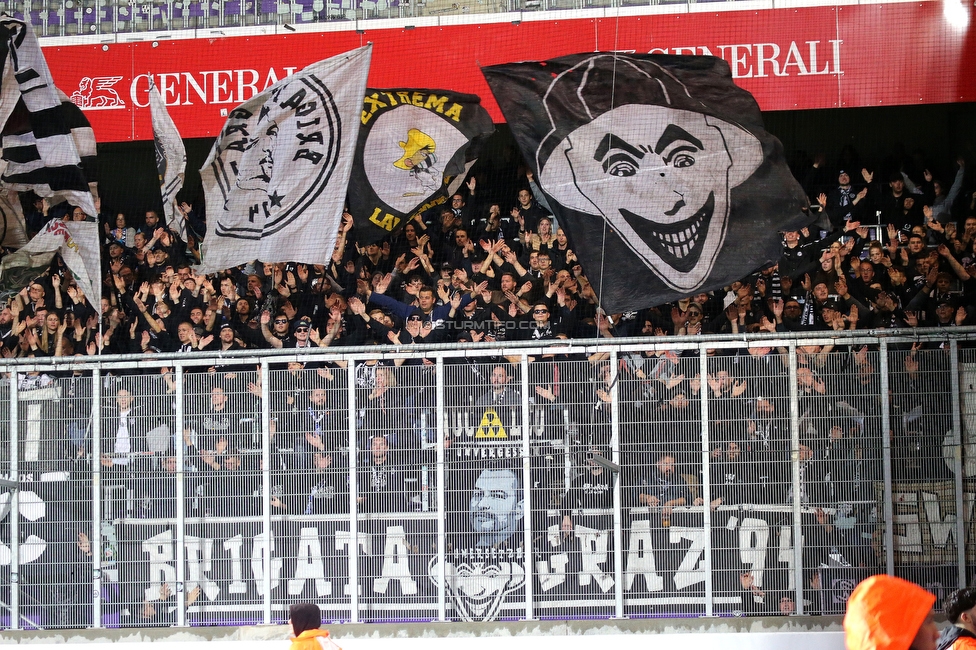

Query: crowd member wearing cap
[288,603,342,650]
[205,321,244,352]
[844,574,939,650]
[560,445,614,537]
[939,588,976,650]
[827,168,872,228]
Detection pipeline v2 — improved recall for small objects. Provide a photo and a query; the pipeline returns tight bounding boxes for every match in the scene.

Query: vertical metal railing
[9,371,19,630]
[697,345,713,617]
[950,341,967,590]
[174,364,186,627]
[879,340,895,577]
[786,342,804,615]
[0,332,973,629]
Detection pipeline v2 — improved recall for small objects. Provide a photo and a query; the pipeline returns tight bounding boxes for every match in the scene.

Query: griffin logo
[69,76,125,110]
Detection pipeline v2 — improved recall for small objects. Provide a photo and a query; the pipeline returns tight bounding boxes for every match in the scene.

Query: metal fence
[0,328,973,629]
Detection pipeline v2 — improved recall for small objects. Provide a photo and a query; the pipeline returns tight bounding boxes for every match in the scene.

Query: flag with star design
[198,45,371,273]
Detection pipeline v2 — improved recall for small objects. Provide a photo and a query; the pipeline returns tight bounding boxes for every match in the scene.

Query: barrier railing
[0,328,972,629]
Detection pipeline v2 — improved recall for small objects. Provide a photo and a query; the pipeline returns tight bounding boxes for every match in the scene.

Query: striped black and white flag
[149,77,186,238]
[0,16,97,217]
[198,45,371,274]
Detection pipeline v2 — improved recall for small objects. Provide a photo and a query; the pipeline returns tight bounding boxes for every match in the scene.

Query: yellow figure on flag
[394,128,440,196]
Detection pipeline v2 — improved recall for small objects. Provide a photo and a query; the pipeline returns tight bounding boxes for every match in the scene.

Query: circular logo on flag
[209,75,342,240]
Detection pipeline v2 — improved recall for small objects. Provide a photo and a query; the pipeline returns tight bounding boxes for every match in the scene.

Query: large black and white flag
[0,17,97,217]
[349,88,493,243]
[0,219,100,307]
[482,53,811,312]
[198,45,371,273]
[149,77,186,238]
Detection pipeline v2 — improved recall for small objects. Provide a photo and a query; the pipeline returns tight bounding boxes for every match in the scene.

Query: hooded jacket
[937,625,976,650]
[290,629,342,650]
[844,575,936,650]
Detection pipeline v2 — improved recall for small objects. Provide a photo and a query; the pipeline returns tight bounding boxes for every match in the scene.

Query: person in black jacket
[938,587,976,650]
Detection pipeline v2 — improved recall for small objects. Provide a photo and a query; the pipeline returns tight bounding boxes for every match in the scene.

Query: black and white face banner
[539,103,761,292]
[483,53,810,311]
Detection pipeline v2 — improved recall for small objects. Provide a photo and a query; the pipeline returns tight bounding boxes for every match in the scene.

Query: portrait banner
[198,45,371,274]
[348,88,494,244]
[481,53,812,312]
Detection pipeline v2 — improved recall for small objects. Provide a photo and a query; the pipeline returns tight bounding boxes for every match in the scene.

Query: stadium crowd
[1,154,974,359]
[2,149,972,626]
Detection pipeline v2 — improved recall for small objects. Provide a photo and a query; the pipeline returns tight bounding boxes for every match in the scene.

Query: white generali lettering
[648,40,842,79]
[129,67,299,108]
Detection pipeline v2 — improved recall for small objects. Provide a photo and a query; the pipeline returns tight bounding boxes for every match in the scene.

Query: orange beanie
[844,575,936,650]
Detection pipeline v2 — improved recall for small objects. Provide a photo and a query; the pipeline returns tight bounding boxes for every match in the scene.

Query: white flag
[0,219,100,308]
[149,77,187,238]
[0,188,28,248]
[198,45,372,274]
[0,17,97,217]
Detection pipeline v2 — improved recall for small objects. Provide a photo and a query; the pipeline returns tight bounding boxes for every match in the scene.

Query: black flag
[348,88,494,244]
[482,53,811,312]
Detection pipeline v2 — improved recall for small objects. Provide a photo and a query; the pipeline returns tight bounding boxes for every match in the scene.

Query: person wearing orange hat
[938,588,976,650]
[288,603,342,650]
[844,575,940,650]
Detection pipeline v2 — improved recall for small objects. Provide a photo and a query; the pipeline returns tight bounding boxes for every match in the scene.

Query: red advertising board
[44,1,975,142]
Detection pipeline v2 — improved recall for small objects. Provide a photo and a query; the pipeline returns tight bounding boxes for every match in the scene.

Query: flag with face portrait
[348,88,494,244]
[149,77,187,239]
[482,53,811,312]
[198,45,371,274]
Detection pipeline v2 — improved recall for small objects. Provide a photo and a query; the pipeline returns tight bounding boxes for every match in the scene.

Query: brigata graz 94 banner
[0,472,970,626]
[42,0,975,142]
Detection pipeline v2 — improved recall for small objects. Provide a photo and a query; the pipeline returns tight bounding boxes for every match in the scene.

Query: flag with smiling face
[482,53,811,312]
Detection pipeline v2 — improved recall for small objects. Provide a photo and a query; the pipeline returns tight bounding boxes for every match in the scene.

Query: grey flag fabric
[481,53,812,313]
[0,188,28,248]
[149,77,187,238]
[0,219,100,307]
[348,88,494,244]
[0,17,97,217]
[198,45,372,274]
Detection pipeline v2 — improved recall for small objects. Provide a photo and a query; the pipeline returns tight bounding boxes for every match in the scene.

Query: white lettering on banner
[670,527,706,590]
[536,526,569,591]
[623,520,665,592]
[374,525,418,595]
[223,534,248,594]
[921,492,958,547]
[0,490,48,565]
[738,517,770,587]
[777,526,796,590]
[251,531,283,596]
[576,525,614,592]
[893,492,922,552]
[142,529,177,601]
[129,67,299,108]
[648,40,842,79]
[185,535,221,601]
[288,527,331,597]
[335,530,371,596]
